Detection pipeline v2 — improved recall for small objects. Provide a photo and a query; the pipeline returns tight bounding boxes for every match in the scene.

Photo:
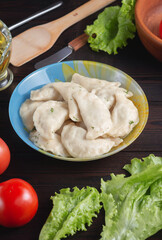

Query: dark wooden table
[0,0,162,239]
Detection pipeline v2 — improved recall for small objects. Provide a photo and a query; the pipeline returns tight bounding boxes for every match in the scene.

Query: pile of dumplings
[20,73,139,158]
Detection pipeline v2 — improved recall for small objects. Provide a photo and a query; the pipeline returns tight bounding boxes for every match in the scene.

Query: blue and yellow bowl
[9,61,149,161]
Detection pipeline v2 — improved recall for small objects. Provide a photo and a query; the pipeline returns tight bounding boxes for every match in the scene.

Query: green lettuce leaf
[101,154,162,240]
[85,0,136,54]
[123,153,162,175]
[39,186,101,240]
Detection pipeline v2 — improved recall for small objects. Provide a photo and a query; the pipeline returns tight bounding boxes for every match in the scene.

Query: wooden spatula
[10,0,116,67]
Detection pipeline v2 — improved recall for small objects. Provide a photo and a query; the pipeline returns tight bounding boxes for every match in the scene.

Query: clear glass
[0,20,13,91]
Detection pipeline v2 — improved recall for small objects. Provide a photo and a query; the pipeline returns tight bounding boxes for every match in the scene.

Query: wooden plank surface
[0,0,162,240]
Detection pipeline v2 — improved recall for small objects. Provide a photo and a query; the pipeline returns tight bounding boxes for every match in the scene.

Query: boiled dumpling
[53,82,83,122]
[30,83,62,101]
[92,86,133,109]
[30,130,70,157]
[33,100,69,140]
[107,93,139,138]
[71,73,120,92]
[73,90,112,139]
[61,123,122,158]
[19,99,44,131]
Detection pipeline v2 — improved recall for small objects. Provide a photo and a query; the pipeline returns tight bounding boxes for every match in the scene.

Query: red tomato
[0,138,10,175]
[160,20,162,39]
[0,178,38,227]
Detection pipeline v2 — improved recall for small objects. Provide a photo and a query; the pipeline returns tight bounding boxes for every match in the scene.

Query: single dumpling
[92,86,133,109]
[53,82,83,122]
[61,123,122,158]
[107,93,139,138]
[33,100,69,140]
[73,90,112,140]
[71,73,120,92]
[19,99,44,131]
[30,83,62,101]
[30,130,70,157]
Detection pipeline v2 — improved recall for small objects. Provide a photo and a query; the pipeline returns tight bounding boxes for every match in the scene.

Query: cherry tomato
[160,20,162,39]
[0,178,38,227]
[0,138,10,175]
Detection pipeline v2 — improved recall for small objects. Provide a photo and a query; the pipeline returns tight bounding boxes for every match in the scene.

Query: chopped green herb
[50,108,54,113]
[54,78,62,82]
[73,116,78,121]
[124,90,129,94]
[129,120,134,125]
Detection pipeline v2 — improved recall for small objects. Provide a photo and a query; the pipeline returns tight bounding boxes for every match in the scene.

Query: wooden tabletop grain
[0,0,162,239]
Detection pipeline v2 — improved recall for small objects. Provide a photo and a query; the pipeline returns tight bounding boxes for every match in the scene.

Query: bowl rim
[135,0,162,45]
[9,60,149,162]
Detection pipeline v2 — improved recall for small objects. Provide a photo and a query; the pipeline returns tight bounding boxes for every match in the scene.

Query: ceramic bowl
[135,0,162,62]
[9,61,149,162]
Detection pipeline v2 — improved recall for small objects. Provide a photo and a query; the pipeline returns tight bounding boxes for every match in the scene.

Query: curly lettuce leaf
[85,0,136,54]
[101,154,162,240]
[39,186,101,240]
[124,153,162,175]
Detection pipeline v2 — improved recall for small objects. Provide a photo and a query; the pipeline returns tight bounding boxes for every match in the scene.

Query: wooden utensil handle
[48,0,116,33]
[68,33,89,51]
